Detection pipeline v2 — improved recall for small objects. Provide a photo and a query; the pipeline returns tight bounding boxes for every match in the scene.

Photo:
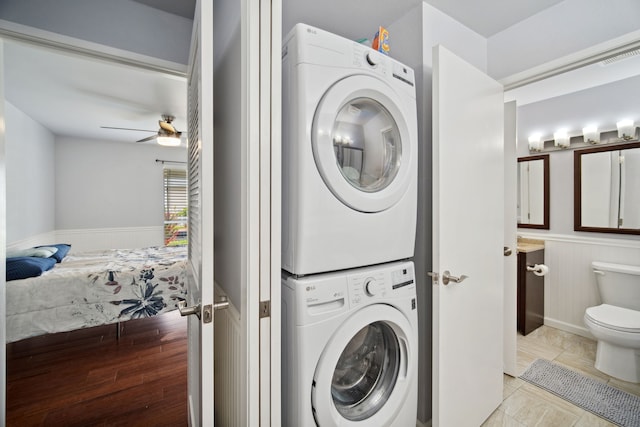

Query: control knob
[366,51,381,67]
[364,278,382,296]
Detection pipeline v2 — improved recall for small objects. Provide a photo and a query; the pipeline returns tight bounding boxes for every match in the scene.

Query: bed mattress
[6,246,188,343]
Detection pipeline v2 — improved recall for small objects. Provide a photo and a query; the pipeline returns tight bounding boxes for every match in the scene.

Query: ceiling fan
[101,115,184,146]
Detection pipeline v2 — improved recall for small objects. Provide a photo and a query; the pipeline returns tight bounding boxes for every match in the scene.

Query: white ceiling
[3,0,634,147]
[4,41,188,145]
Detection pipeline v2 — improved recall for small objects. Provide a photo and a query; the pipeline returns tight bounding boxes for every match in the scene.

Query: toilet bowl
[584,262,640,383]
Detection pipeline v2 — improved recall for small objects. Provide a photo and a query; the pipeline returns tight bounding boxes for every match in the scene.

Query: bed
[5,245,188,343]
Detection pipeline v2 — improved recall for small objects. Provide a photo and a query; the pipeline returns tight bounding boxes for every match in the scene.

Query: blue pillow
[6,256,57,281]
[37,244,71,263]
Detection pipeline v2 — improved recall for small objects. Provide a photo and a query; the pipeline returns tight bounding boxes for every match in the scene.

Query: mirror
[574,142,640,234]
[517,154,549,229]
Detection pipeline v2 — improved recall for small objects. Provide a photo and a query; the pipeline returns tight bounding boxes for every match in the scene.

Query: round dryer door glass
[331,321,400,421]
[331,98,401,192]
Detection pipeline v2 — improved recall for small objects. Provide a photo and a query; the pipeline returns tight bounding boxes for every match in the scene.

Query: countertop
[517,238,545,253]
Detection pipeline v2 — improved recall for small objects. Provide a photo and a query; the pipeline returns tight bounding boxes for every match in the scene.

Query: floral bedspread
[6,246,188,343]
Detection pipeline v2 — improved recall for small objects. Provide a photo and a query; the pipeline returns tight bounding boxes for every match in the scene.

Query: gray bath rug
[520,359,640,427]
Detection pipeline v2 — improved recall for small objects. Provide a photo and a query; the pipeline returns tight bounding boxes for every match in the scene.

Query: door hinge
[259,300,271,318]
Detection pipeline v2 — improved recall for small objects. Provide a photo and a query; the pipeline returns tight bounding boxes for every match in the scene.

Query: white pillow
[6,246,59,258]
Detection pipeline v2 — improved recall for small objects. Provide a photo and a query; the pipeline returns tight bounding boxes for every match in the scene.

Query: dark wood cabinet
[517,248,545,335]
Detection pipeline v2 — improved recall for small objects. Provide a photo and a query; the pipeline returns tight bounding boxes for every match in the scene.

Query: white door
[184,0,216,424]
[503,101,518,377]
[184,0,281,425]
[432,45,504,427]
[0,39,7,423]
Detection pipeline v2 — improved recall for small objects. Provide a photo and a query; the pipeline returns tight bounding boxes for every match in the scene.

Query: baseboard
[544,317,594,340]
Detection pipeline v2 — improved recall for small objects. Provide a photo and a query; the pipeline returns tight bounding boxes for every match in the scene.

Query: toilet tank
[592,262,640,310]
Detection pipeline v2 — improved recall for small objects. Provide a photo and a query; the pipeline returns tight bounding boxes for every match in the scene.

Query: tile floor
[482,325,640,426]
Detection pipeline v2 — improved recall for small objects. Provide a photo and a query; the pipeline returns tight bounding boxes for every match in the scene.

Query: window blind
[163,167,188,245]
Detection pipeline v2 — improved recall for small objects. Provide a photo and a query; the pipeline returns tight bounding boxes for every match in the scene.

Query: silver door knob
[179,297,229,324]
[442,270,468,285]
[504,246,513,256]
[178,301,201,318]
[213,296,230,310]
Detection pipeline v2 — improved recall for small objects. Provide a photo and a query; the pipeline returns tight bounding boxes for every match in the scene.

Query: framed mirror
[574,142,640,234]
[517,154,549,229]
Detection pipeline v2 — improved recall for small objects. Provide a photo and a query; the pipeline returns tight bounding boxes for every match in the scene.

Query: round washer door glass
[311,304,414,426]
[331,321,400,421]
[332,98,401,193]
[312,75,414,213]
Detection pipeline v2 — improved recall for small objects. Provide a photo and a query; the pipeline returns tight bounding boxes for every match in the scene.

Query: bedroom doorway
[1,0,282,423]
[1,37,192,423]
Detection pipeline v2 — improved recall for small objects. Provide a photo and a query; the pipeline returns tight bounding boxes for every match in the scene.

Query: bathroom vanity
[517,239,545,335]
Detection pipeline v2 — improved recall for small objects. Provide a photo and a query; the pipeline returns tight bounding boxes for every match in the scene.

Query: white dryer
[282,261,418,426]
[282,24,418,275]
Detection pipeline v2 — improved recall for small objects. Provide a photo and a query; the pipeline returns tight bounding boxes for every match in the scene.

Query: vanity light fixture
[528,134,543,152]
[553,129,570,149]
[582,125,600,144]
[617,119,635,140]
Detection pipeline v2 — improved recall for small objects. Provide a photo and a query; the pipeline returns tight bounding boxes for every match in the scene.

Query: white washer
[282,24,418,275]
[282,261,418,426]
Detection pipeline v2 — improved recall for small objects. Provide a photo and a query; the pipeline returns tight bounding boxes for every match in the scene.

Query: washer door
[311,304,413,425]
[312,75,413,213]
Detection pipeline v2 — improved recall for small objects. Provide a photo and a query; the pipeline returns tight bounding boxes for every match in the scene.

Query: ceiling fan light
[157,136,181,147]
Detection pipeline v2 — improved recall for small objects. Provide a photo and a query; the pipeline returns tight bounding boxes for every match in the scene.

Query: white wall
[516,74,640,241]
[0,0,193,64]
[55,136,186,230]
[282,0,421,43]
[5,102,55,244]
[487,0,640,79]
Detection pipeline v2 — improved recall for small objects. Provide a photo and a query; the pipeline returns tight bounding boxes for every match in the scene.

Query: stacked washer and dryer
[281,24,419,426]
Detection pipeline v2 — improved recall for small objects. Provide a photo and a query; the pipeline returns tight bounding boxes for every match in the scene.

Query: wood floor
[6,311,188,426]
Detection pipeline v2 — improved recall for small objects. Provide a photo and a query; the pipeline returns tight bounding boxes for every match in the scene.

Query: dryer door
[311,304,414,425]
[312,75,413,213]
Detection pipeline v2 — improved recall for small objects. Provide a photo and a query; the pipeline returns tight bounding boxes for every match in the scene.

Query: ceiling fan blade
[101,126,156,132]
[159,121,177,134]
[136,135,158,143]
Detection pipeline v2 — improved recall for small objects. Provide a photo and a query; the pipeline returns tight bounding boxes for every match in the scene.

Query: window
[163,168,188,246]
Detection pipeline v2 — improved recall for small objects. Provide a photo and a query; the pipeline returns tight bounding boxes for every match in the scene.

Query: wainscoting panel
[214,290,244,426]
[7,231,57,251]
[522,234,640,338]
[55,226,165,252]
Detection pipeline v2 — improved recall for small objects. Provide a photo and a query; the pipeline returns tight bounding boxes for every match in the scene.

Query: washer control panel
[289,261,416,324]
[347,262,415,307]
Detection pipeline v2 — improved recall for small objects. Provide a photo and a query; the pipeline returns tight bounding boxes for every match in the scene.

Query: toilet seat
[585,304,640,333]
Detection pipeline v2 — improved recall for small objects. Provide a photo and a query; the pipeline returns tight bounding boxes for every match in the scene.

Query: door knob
[442,270,468,285]
[178,297,229,324]
[178,301,201,318]
[504,246,513,256]
[213,296,230,310]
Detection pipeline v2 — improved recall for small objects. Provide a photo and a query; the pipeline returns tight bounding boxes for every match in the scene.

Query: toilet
[584,261,640,383]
